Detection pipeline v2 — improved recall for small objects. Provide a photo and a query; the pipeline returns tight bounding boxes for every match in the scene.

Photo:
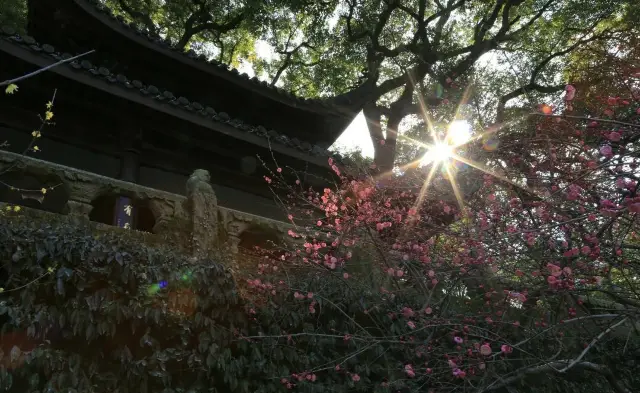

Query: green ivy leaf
[206,353,215,368]
[10,345,21,365]
[56,278,65,297]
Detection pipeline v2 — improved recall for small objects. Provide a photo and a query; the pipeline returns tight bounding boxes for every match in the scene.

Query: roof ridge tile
[0,26,345,164]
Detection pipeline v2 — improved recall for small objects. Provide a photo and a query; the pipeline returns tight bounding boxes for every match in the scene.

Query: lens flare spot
[440,165,452,179]
[483,136,499,151]
[452,160,467,172]
[540,104,553,115]
[147,283,161,295]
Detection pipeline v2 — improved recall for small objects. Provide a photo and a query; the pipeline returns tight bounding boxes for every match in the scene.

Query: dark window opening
[89,195,116,225]
[135,202,155,233]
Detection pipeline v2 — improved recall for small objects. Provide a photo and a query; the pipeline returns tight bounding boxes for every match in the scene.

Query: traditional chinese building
[0,0,363,243]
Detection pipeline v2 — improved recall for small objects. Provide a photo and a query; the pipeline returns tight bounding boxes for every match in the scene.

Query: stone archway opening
[135,202,156,233]
[0,170,68,213]
[89,194,116,225]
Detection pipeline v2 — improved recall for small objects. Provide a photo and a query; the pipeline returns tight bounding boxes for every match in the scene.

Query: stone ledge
[0,149,292,232]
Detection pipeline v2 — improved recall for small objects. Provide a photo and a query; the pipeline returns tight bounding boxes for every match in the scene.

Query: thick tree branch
[503,0,556,40]
[270,42,315,87]
[372,82,416,171]
[368,0,411,58]
[343,0,368,42]
[363,102,383,143]
[496,83,564,123]
[378,96,442,117]
[117,0,159,37]
[372,0,397,41]
[177,11,245,49]
[373,61,431,99]
[495,25,615,123]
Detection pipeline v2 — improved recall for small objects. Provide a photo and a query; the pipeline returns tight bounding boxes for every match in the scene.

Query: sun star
[420,120,472,166]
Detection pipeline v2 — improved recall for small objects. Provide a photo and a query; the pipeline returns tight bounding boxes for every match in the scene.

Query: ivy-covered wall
[0,208,428,393]
[0,211,246,393]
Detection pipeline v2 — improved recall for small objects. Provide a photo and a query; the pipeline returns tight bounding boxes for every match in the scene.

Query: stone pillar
[226,221,246,253]
[66,180,102,221]
[67,199,93,219]
[186,169,219,259]
[224,220,248,273]
[148,199,175,235]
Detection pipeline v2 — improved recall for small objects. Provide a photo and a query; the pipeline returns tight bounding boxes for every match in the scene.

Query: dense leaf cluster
[0,212,638,393]
[0,215,245,392]
[0,214,453,393]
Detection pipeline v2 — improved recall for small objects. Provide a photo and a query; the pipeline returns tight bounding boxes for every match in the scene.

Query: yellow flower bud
[4,84,18,94]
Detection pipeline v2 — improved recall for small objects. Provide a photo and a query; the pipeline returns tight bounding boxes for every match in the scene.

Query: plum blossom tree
[236,51,640,393]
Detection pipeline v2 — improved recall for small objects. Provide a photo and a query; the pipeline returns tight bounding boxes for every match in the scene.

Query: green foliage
[0,0,27,34]
[0,214,243,392]
[0,212,637,392]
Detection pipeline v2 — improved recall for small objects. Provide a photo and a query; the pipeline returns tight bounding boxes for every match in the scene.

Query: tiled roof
[77,0,348,113]
[0,26,349,163]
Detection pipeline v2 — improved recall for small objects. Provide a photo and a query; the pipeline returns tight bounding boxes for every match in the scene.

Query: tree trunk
[377,106,407,172]
[364,84,415,173]
[362,102,386,170]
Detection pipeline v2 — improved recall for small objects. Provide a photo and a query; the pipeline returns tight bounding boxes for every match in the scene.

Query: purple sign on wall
[114,196,134,228]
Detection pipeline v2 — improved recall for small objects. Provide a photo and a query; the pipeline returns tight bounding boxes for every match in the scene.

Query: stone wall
[0,149,292,270]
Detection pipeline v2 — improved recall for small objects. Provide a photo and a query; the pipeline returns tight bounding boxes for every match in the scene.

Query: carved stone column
[66,178,103,221]
[226,220,247,253]
[67,199,93,218]
[186,169,219,260]
[225,220,248,273]
[148,198,176,234]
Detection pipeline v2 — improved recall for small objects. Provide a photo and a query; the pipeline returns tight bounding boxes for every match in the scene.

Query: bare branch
[0,50,96,87]
[482,361,633,393]
[559,317,629,373]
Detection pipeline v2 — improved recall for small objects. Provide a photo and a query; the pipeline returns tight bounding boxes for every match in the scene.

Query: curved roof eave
[73,0,358,121]
[0,28,340,168]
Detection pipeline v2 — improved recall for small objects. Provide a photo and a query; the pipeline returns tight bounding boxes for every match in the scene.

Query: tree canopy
[1,0,637,169]
[2,1,640,392]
